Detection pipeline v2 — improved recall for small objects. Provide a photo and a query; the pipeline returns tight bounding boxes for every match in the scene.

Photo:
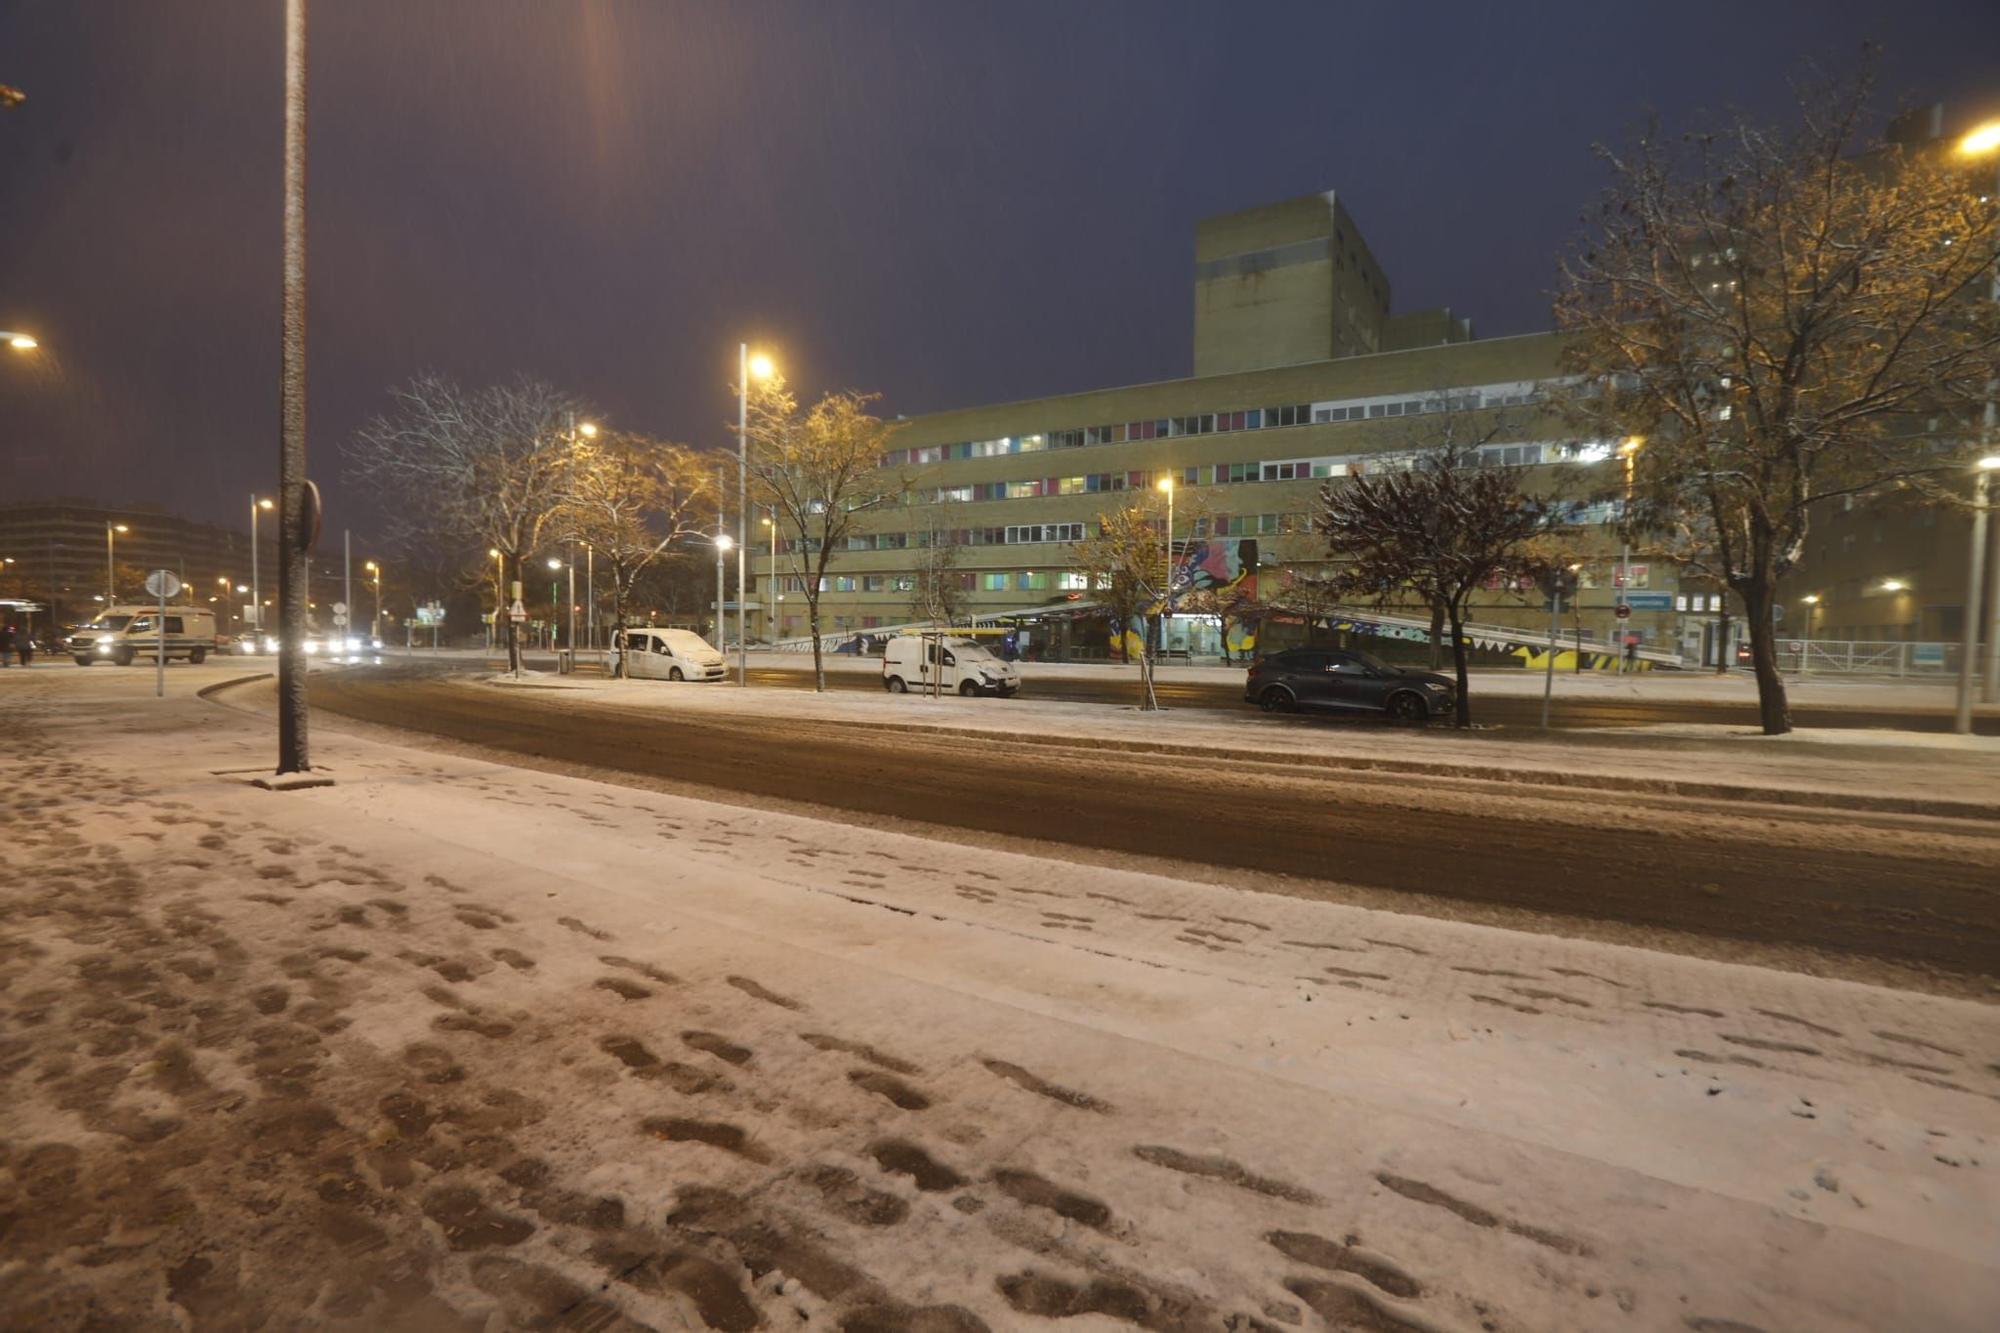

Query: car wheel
[1386,691,1430,724]
[1258,686,1296,713]
[74,656,93,667]
[959,680,978,697]
[669,667,684,681]
[887,675,907,693]
[189,648,206,665]
[113,649,134,667]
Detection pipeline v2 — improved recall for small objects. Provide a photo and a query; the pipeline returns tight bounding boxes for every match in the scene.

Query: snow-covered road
[2,665,1996,1330]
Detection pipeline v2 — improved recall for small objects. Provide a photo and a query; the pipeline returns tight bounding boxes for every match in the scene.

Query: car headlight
[96,643,111,654]
[304,641,318,655]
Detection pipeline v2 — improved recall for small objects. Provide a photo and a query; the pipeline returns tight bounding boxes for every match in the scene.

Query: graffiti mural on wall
[1325,613,1647,672]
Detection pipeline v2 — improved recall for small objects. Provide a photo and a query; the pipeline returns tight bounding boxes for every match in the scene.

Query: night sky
[4,1,1998,543]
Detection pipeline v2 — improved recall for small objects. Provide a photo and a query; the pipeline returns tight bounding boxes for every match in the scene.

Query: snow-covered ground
[3,664,1996,1330]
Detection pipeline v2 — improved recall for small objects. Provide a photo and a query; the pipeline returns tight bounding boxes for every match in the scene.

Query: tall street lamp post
[274,0,311,775]
[737,347,775,686]
[762,513,778,642]
[1955,456,2000,734]
[1156,476,1175,656]
[105,522,128,603]
[1616,436,1644,674]
[250,496,273,630]
[546,557,563,652]
[714,534,734,647]
[1799,593,1819,676]
[365,560,381,642]
[1958,121,2000,702]
[488,548,503,654]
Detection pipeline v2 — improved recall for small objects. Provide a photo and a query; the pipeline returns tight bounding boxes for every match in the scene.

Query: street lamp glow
[488,548,501,558]
[113,524,128,534]
[1958,121,2000,158]
[1156,476,1174,494]
[546,557,562,570]
[1618,435,1645,456]
[364,560,378,572]
[1977,455,2000,471]
[258,497,274,511]
[1880,579,1908,593]
[6,333,38,352]
[1802,593,1820,605]
[716,534,735,551]
[748,352,776,380]
[578,420,598,438]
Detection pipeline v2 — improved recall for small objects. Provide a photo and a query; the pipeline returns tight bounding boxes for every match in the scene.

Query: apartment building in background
[0,500,276,631]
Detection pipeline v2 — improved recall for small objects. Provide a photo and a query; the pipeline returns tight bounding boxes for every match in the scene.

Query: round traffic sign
[144,569,182,599]
[1614,603,1632,619]
[331,601,347,616]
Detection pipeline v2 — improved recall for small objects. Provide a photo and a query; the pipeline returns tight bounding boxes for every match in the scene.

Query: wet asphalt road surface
[305,661,2000,980]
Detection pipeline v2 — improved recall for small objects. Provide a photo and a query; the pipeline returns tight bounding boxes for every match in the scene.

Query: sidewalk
[4,665,1995,1328]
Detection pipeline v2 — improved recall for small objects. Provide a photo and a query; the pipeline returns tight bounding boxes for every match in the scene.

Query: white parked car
[881,634,1020,697]
[619,627,725,681]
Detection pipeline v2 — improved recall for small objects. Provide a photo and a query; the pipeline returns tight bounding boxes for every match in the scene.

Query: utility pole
[343,528,352,652]
[275,0,311,774]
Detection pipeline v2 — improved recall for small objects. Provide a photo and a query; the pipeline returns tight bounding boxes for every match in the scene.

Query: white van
[881,634,1020,697]
[619,627,725,681]
[67,605,219,666]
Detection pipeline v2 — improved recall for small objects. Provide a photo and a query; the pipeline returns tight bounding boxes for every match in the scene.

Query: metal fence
[1783,639,1962,676]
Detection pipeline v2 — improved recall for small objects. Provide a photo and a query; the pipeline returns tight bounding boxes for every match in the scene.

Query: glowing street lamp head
[578,421,598,439]
[7,334,38,352]
[1977,455,2000,471]
[112,523,128,534]
[1618,436,1644,456]
[257,497,274,511]
[1879,579,1908,593]
[1958,120,2000,158]
[748,352,776,381]
[1802,593,1820,605]
[546,557,562,571]
[1156,476,1174,494]
[716,534,735,551]
[488,548,502,559]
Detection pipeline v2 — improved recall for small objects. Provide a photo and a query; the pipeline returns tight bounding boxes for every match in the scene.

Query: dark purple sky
[4,1,1998,541]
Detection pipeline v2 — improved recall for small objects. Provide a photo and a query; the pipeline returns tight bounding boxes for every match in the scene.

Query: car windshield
[87,616,133,631]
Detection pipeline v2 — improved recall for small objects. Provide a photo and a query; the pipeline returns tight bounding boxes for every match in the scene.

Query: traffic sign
[144,569,181,599]
[332,613,347,627]
[332,601,347,616]
[1614,603,1632,620]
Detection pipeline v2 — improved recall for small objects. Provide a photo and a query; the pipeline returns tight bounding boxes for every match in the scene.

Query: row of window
[904,441,1584,509]
[781,571,1094,595]
[880,379,1558,468]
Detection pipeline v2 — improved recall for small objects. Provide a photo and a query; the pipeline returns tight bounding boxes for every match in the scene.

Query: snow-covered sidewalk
[3,666,1996,1330]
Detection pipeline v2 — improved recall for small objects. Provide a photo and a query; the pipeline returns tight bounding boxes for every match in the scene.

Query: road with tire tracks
[300,660,2000,981]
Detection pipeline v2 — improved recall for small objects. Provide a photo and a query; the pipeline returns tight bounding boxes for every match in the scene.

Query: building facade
[752,193,1683,659]
[0,500,276,631]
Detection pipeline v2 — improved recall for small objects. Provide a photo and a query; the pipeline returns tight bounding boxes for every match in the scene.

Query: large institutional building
[753,192,1675,660]
[754,183,1994,664]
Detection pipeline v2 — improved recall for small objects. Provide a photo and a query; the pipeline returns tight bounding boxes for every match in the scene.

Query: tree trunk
[1428,604,1446,669]
[1713,605,1731,676]
[807,594,825,691]
[1138,620,1159,710]
[1738,575,1791,735]
[505,554,522,675]
[1448,605,1472,728]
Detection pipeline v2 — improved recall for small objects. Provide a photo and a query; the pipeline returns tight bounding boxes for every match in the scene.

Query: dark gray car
[1243,647,1455,722]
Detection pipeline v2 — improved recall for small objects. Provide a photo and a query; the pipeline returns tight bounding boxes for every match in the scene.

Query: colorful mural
[1324,613,1649,672]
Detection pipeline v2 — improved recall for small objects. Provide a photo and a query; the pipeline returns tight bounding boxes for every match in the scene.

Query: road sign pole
[156,580,166,698]
[1542,588,1560,729]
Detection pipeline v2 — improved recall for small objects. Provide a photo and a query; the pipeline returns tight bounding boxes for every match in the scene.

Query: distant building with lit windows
[751,192,1685,660]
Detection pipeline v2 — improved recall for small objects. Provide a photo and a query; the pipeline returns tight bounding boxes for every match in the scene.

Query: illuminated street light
[735,347,778,684]
[1955,455,2000,732]
[1958,123,2000,706]
[2,331,38,352]
[1879,579,1907,593]
[105,522,129,603]
[578,420,598,439]
[1958,120,2000,159]
[1156,475,1177,642]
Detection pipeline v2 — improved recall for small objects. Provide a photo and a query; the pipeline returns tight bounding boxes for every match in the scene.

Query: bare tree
[347,374,589,674]
[1315,447,1553,727]
[551,430,714,674]
[1069,501,1171,709]
[1554,64,2000,733]
[746,379,901,690]
[908,509,968,629]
